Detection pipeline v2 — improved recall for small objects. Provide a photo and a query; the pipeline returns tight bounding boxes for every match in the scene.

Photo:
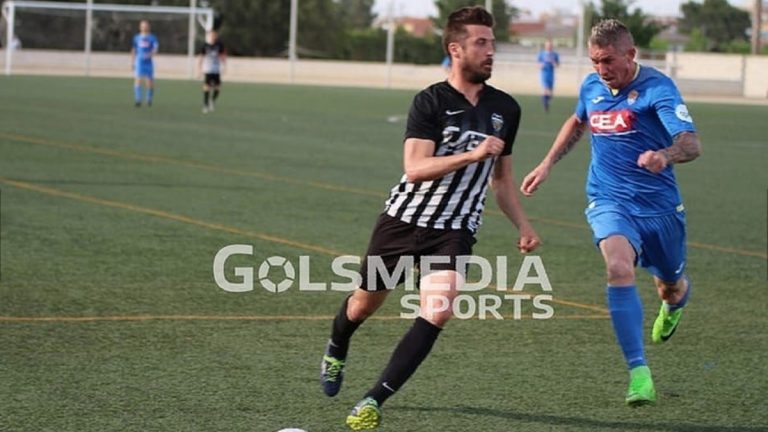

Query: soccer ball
[277,429,307,432]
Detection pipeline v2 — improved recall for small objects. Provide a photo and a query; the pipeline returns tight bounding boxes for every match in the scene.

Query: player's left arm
[220,45,227,73]
[491,155,541,253]
[637,131,701,174]
[638,86,702,174]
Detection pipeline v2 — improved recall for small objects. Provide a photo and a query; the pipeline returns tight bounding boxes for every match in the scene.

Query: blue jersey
[538,50,559,76]
[132,33,158,65]
[575,65,696,216]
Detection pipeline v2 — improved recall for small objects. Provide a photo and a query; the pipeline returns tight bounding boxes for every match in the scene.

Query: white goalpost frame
[1,0,214,77]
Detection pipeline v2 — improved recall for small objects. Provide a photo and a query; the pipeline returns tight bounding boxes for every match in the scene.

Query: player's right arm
[404,136,504,183]
[520,114,586,196]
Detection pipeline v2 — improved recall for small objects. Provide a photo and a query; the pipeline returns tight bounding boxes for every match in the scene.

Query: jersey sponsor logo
[441,128,488,152]
[589,109,634,134]
[445,109,464,116]
[675,104,693,123]
[491,113,504,133]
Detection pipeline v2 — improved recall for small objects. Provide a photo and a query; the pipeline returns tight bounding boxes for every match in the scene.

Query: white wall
[2,49,767,101]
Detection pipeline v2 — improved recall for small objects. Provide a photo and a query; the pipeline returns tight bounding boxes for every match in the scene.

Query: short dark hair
[589,19,634,49]
[442,6,494,54]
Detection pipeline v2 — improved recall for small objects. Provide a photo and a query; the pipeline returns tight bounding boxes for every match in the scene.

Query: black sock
[213,89,220,101]
[203,91,210,106]
[364,317,442,406]
[327,295,362,359]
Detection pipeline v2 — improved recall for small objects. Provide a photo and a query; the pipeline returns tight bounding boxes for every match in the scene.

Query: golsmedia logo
[213,245,555,320]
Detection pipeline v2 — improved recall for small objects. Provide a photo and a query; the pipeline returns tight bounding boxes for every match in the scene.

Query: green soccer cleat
[652,303,684,344]
[346,397,381,431]
[625,365,656,406]
[320,353,346,397]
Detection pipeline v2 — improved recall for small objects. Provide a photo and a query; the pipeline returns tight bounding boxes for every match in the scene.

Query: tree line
[7,0,762,60]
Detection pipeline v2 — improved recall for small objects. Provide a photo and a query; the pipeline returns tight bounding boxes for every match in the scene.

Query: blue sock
[147,88,154,105]
[542,95,550,108]
[134,85,142,104]
[607,285,646,369]
[667,276,691,313]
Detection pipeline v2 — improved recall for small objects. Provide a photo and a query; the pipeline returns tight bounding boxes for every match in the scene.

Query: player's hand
[471,136,505,162]
[637,150,668,174]
[520,162,551,197]
[517,225,541,253]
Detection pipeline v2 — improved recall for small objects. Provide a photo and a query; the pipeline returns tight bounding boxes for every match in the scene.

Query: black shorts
[358,213,476,292]
[204,73,221,87]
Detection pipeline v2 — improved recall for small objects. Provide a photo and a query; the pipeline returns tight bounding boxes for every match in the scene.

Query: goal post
[1,0,214,77]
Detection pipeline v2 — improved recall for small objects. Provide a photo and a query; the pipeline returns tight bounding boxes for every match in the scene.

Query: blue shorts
[541,73,554,90]
[585,200,687,282]
[135,62,154,79]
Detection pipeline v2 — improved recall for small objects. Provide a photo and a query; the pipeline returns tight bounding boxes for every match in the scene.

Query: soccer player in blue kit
[537,39,559,112]
[131,20,159,107]
[521,19,701,406]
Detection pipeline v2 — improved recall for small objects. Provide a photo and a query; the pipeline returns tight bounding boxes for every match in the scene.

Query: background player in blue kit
[537,39,559,112]
[131,20,159,107]
[521,19,701,406]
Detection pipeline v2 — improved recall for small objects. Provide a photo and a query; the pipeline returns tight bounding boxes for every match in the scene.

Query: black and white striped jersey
[198,41,225,74]
[384,81,521,234]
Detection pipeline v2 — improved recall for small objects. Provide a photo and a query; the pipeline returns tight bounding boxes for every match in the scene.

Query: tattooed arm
[521,114,587,196]
[637,131,702,174]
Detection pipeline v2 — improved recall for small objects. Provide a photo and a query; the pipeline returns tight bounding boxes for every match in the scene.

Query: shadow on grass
[392,405,768,432]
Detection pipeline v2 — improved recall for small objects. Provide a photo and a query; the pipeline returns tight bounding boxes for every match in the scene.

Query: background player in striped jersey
[197,30,227,113]
[521,19,701,406]
[319,6,540,430]
[130,20,158,107]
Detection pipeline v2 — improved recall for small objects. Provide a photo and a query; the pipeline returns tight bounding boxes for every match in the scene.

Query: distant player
[198,30,227,113]
[319,6,540,430]
[521,19,701,406]
[131,20,159,107]
[537,39,559,112]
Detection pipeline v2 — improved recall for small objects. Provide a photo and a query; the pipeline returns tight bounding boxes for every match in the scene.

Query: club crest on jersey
[627,90,639,105]
[589,109,634,134]
[491,113,504,133]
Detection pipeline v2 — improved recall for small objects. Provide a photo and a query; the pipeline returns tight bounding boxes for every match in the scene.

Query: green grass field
[1,75,766,432]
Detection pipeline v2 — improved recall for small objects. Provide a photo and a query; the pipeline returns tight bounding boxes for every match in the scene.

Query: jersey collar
[609,62,640,96]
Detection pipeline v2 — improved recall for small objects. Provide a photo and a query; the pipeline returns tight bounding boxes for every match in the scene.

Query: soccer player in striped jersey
[131,20,158,107]
[521,19,701,406]
[197,30,226,113]
[319,6,541,430]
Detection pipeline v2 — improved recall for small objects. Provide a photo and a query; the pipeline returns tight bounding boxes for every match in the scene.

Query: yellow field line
[0,314,610,323]
[687,241,767,259]
[0,177,345,257]
[3,133,764,258]
[2,132,763,259]
[0,177,608,315]
[0,133,381,198]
